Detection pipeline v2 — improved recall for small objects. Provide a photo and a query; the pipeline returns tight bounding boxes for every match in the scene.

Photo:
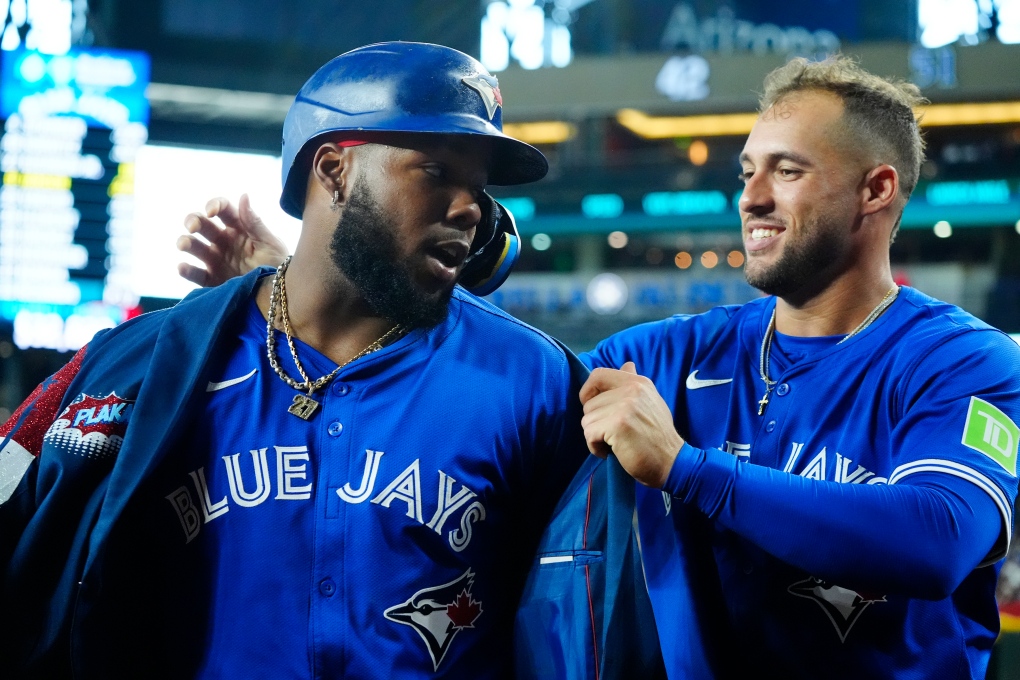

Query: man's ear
[860,164,900,217]
[310,143,352,205]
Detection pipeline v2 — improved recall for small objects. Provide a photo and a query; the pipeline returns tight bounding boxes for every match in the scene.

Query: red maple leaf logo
[446,590,482,629]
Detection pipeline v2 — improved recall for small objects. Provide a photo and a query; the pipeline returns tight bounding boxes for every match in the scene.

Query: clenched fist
[579,362,685,489]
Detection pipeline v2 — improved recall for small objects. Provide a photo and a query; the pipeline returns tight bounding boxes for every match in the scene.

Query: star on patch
[462,74,502,120]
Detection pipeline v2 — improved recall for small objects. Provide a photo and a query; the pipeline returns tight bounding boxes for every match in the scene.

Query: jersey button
[327,421,344,437]
[765,420,776,433]
[776,383,790,396]
[320,578,336,597]
[332,382,350,396]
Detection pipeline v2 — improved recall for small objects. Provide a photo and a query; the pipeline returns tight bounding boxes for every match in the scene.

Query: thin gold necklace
[266,256,404,420]
[757,286,899,416]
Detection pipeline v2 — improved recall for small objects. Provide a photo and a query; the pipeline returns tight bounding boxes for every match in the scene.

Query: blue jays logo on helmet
[279,41,547,219]
[384,569,483,671]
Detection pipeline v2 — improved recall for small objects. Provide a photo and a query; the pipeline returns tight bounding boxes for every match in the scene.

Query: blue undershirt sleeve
[664,443,1001,600]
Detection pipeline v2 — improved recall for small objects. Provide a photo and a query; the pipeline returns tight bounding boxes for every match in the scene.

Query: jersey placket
[311,375,360,675]
[751,366,797,470]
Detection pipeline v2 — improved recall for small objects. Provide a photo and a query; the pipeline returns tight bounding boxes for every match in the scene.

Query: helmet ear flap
[459,194,520,297]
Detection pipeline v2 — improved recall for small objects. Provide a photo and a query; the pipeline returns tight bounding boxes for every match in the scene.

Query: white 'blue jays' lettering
[167,447,487,551]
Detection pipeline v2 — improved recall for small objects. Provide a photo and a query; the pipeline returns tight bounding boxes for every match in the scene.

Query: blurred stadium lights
[618,101,1020,139]
[617,109,759,139]
[582,193,624,219]
[502,120,575,144]
[918,0,1020,47]
[585,272,628,315]
[481,0,597,72]
[497,196,536,221]
[700,251,719,268]
[688,140,709,165]
[0,0,74,54]
[530,233,552,250]
[920,101,1020,125]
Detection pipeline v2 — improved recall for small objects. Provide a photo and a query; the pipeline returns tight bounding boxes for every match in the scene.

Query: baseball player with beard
[183,57,1020,678]
[0,42,600,678]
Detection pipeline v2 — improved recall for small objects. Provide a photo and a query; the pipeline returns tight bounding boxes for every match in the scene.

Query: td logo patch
[962,397,1019,476]
[42,392,134,461]
[384,569,483,671]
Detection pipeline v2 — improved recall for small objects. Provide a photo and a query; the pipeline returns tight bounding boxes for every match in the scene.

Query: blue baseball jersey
[0,272,587,678]
[146,291,588,678]
[582,287,1020,679]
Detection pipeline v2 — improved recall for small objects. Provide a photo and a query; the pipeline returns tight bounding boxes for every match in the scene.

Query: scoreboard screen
[0,47,149,350]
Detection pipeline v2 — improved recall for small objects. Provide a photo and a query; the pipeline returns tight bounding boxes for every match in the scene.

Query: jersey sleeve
[664,442,1001,599]
[890,328,1020,563]
[0,346,87,505]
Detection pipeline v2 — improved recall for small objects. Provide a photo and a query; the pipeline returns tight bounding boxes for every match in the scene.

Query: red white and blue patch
[384,569,484,671]
[43,392,134,462]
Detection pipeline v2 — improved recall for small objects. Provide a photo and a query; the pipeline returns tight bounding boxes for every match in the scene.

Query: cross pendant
[288,393,320,420]
[757,392,769,416]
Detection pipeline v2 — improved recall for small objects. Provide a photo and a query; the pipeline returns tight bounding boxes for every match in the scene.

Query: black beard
[745,223,846,298]
[329,181,452,329]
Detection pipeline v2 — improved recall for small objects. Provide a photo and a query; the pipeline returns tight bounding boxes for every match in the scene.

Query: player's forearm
[664,444,999,600]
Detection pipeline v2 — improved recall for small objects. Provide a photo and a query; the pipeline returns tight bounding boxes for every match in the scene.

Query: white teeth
[751,228,781,240]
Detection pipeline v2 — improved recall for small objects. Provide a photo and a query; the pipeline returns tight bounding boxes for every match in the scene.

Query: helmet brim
[487,135,548,186]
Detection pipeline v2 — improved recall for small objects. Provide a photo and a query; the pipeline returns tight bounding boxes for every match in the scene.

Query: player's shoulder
[590,298,765,359]
[894,286,1017,354]
[448,287,575,363]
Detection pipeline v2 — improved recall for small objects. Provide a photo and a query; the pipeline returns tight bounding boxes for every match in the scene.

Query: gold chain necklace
[757,286,899,416]
[266,256,404,420]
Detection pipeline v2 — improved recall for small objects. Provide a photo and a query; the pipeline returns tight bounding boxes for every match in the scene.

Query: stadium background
[1,1,1019,673]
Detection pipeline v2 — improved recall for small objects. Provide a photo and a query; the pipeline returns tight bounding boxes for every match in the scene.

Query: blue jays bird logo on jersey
[384,569,483,671]
[42,392,134,461]
[788,576,886,642]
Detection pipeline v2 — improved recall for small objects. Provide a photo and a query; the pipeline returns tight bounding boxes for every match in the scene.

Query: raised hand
[177,194,290,287]
[579,361,685,488]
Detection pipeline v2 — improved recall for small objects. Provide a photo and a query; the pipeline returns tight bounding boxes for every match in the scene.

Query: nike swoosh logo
[206,369,258,392]
[686,370,733,390]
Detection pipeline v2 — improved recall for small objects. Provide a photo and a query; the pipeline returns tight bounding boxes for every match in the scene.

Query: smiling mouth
[749,226,783,240]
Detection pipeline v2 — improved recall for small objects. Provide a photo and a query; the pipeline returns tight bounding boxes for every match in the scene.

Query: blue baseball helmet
[279,41,548,219]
